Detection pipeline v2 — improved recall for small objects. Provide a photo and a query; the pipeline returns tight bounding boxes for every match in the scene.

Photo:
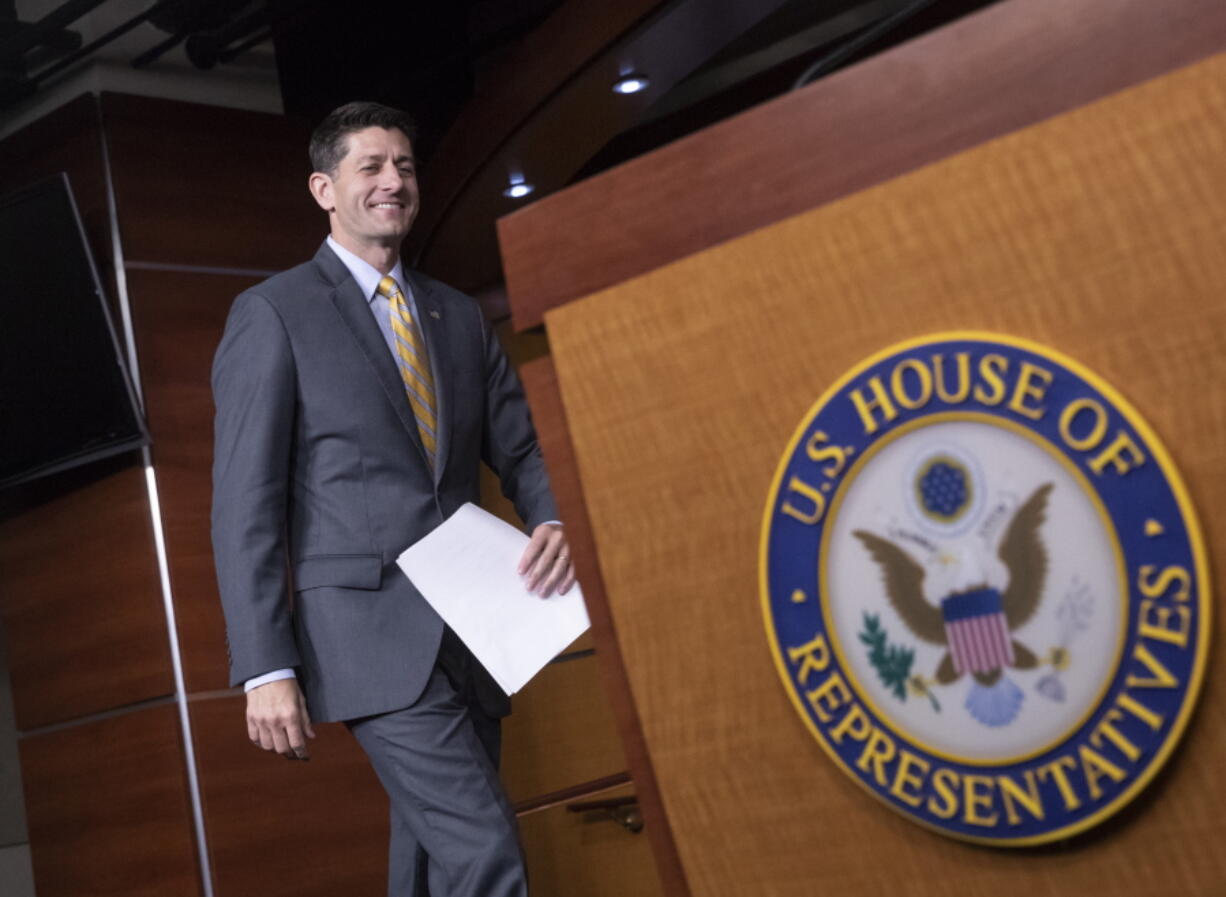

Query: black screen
[0,174,148,488]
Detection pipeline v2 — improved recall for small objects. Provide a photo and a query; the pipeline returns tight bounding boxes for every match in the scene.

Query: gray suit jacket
[211,241,557,722]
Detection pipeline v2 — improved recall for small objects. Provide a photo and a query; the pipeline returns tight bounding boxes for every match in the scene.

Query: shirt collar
[326,235,407,305]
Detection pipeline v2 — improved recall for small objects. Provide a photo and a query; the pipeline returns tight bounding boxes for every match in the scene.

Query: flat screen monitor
[0,173,148,489]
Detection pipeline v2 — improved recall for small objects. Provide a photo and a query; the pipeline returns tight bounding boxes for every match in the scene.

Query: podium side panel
[546,54,1226,897]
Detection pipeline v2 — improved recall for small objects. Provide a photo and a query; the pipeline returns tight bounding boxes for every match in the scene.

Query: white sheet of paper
[396,503,589,695]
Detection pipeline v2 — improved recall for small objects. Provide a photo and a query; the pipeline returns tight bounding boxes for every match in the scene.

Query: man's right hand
[246,678,316,760]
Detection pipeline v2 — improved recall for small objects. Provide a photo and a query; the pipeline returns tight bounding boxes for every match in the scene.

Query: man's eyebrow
[352,153,415,166]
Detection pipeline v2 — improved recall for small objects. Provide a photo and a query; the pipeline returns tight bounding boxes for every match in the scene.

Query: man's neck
[330,232,400,275]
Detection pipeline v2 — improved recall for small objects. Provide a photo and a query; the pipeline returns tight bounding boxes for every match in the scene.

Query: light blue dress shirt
[325,235,423,359]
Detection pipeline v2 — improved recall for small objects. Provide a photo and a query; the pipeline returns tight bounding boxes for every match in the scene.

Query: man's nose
[379,165,405,190]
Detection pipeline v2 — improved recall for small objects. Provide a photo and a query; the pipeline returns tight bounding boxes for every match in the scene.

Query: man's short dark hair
[309,101,418,176]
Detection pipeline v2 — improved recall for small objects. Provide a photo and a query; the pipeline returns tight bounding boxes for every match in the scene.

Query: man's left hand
[518,523,575,597]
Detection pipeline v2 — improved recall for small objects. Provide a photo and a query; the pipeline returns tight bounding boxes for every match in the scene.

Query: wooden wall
[0,98,169,732]
[0,93,643,896]
[0,96,198,897]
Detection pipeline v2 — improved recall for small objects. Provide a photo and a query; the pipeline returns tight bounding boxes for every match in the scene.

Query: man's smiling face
[314,126,419,254]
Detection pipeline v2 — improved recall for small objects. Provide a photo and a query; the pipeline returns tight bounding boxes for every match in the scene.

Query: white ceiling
[2,1,281,139]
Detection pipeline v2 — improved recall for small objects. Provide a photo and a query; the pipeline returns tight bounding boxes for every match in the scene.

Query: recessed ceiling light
[613,74,650,95]
[503,182,534,199]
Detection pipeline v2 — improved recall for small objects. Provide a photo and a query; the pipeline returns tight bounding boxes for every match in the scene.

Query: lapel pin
[430,310,441,319]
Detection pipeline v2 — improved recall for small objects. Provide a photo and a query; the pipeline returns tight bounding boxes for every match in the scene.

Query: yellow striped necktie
[377,276,438,468]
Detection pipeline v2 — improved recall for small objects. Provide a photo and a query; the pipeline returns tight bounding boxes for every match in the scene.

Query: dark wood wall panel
[478,321,552,527]
[126,268,264,692]
[0,95,116,308]
[19,703,201,897]
[100,93,320,271]
[0,460,172,730]
[0,97,171,729]
[410,0,665,265]
[519,357,690,896]
[501,654,626,803]
[498,0,1226,330]
[410,0,669,290]
[518,783,664,897]
[189,696,387,897]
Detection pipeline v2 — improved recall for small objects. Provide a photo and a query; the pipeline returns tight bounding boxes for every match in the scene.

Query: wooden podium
[498,1,1226,894]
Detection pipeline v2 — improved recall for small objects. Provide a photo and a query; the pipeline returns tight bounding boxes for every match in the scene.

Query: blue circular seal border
[759,332,1211,846]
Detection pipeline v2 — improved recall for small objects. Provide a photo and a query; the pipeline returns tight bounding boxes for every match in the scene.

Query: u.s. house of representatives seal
[760,333,1209,845]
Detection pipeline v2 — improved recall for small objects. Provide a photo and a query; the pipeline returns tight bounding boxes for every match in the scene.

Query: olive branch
[859,612,915,702]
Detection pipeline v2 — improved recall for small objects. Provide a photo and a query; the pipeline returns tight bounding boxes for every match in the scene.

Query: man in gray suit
[211,101,573,897]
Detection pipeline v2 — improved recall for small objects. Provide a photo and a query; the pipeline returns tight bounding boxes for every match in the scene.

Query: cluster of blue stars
[919,460,969,519]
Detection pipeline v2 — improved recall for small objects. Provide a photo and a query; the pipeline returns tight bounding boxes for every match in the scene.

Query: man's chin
[365,225,411,243]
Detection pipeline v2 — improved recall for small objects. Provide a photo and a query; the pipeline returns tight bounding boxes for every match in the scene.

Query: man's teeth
[373,203,400,208]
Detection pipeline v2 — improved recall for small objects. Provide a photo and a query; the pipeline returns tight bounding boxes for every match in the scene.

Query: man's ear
[308,172,334,212]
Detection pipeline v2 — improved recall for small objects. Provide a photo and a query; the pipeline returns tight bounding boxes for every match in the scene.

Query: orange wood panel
[543,54,1226,896]
[19,702,201,897]
[501,653,626,804]
[188,694,387,897]
[0,458,172,729]
[499,0,1226,330]
[125,268,265,692]
[518,783,665,897]
[100,93,320,271]
[519,357,690,896]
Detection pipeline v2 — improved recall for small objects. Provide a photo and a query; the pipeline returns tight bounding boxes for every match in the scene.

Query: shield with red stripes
[941,587,1015,674]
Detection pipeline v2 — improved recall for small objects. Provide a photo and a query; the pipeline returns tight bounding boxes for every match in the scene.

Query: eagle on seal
[853,482,1053,726]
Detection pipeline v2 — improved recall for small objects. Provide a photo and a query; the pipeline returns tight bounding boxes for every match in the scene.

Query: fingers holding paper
[519,522,576,597]
[400,505,590,694]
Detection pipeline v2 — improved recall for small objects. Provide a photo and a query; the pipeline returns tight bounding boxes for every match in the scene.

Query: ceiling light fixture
[612,73,650,95]
[502,173,534,199]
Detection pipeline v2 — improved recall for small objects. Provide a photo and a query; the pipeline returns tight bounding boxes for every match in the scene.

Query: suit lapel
[314,243,432,470]
[408,270,453,485]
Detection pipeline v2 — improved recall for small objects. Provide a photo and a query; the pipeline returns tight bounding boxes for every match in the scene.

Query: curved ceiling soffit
[407,0,669,272]
[413,0,797,294]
